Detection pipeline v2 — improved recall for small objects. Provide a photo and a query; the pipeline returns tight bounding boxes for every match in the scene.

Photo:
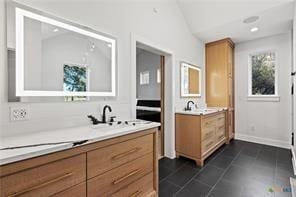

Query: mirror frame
[15,7,117,97]
[180,62,201,98]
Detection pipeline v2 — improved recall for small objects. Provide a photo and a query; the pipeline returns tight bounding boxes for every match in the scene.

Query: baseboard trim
[235,133,290,149]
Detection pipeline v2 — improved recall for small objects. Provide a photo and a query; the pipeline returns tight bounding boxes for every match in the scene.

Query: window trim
[247,50,279,101]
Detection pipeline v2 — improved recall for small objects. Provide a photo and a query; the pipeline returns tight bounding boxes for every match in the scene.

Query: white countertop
[175,107,227,115]
[0,120,160,165]
[136,106,161,112]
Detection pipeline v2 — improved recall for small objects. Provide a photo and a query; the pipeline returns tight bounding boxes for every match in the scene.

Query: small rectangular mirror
[7,3,116,100]
[180,62,201,97]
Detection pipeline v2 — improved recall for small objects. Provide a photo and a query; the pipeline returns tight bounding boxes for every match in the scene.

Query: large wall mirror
[180,62,201,97]
[7,3,117,102]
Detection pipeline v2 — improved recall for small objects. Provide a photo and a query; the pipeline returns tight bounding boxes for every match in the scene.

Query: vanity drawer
[202,117,216,129]
[215,113,225,122]
[52,182,86,197]
[201,137,216,154]
[201,126,215,141]
[216,129,225,142]
[109,173,154,197]
[216,116,225,128]
[0,154,86,197]
[87,134,153,179]
[87,153,153,196]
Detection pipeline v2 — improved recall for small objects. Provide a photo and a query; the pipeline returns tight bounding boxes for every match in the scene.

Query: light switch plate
[10,106,30,121]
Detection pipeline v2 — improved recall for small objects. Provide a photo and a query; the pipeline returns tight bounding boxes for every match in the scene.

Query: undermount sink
[194,108,217,112]
[91,123,125,131]
[176,108,225,115]
[90,120,153,131]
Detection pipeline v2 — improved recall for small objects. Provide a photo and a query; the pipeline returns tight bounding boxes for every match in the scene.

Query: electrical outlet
[10,106,30,121]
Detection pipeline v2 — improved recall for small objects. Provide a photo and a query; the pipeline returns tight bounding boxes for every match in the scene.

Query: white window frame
[140,71,150,85]
[157,68,161,83]
[248,51,279,102]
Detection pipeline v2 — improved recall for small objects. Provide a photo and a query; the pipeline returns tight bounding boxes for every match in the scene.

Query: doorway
[135,47,165,158]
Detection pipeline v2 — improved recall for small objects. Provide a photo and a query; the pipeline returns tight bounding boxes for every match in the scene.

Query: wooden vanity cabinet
[0,128,158,197]
[175,111,227,166]
[206,38,235,142]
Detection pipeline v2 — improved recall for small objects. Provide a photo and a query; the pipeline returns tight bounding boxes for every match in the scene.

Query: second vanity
[175,108,228,166]
[0,122,159,197]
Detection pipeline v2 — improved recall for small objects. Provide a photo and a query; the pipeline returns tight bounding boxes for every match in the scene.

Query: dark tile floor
[159,140,294,197]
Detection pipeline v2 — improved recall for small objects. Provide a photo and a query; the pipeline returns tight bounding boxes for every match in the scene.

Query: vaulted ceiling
[177,0,295,43]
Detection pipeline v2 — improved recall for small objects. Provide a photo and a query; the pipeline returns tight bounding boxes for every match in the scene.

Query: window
[140,71,149,85]
[248,52,278,100]
[157,69,161,83]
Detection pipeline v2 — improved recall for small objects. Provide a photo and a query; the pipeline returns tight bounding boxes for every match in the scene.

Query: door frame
[131,33,176,158]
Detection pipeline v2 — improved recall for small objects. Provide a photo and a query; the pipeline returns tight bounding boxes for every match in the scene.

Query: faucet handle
[110,116,116,122]
[88,115,99,125]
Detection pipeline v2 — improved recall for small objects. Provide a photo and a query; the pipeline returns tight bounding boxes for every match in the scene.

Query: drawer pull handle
[7,172,73,197]
[113,169,141,185]
[112,148,141,160]
[130,190,141,197]
[218,117,224,120]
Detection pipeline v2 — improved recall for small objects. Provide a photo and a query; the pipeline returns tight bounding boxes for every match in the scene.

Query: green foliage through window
[251,52,276,95]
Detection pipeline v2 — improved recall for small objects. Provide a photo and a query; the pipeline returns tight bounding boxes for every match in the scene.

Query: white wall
[0,0,205,156]
[235,33,292,148]
[136,49,160,100]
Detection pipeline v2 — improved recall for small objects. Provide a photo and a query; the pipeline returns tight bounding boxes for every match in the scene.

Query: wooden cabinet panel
[201,137,216,154]
[110,173,154,197]
[206,44,228,107]
[206,38,235,142]
[176,111,226,166]
[52,182,86,197]
[1,154,86,197]
[175,115,201,157]
[201,126,215,141]
[87,134,153,179]
[0,129,158,197]
[87,153,153,197]
[228,111,234,138]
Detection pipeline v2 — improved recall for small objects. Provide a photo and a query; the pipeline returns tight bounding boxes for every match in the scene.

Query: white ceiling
[177,0,295,43]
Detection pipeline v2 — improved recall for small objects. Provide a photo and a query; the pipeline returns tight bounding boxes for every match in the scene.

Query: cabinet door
[175,114,200,157]
[227,43,234,108]
[228,78,235,108]
[206,44,228,107]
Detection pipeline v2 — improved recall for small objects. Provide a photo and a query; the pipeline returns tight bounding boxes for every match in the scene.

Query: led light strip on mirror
[15,7,116,97]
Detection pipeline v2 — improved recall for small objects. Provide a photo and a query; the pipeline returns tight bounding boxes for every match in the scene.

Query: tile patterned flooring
[159,140,294,197]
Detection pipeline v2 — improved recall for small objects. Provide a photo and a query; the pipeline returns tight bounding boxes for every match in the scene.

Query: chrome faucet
[185,101,195,111]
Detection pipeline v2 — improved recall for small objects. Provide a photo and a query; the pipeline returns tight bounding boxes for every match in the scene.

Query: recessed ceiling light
[53,28,59,32]
[250,27,259,32]
[243,16,259,24]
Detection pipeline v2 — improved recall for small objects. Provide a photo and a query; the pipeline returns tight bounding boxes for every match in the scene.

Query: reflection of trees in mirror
[63,64,87,92]
[251,52,275,95]
[63,64,88,101]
